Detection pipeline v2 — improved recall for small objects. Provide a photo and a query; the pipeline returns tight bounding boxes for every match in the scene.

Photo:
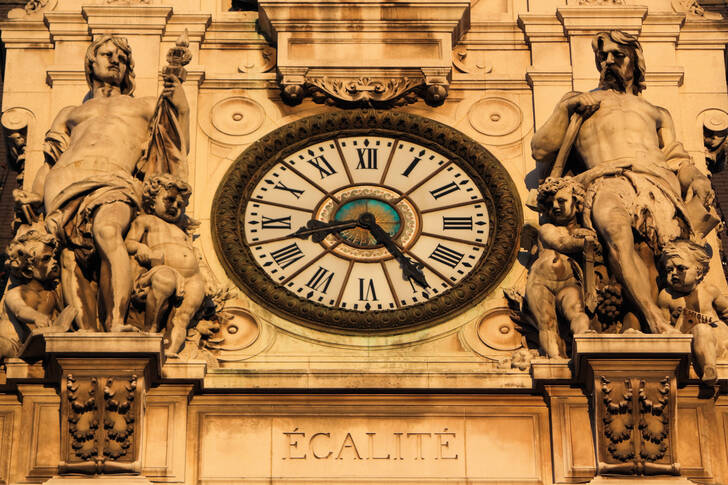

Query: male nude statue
[531,31,713,334]
[32,36,189,331]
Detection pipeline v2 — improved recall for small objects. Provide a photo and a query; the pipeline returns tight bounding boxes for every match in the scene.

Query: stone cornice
[259,0,471,44]
[455,21,528,49]
[0,19,52,48]
[644,66,685,86]
[557,6,648,35]
[44,11,90,42]
[45,67,85,87]
[526,68,573,87]
[201,20,267,49]
[517,14,566,44]
[677,20,728,49]
[82,5,172,36]
[640,12,685,42]
[163,13,211,44]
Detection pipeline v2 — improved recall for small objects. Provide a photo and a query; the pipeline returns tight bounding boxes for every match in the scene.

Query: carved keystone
[19,333,162,477]
[572,334,693,480]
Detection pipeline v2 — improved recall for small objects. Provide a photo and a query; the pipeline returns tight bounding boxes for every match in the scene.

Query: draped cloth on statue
[576,143,695,251]
[44,171,143,270]
[136,98,189,182]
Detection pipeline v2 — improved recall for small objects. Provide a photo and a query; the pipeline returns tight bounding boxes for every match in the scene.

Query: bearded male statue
[31,35,190,332]
[531,31,714,335]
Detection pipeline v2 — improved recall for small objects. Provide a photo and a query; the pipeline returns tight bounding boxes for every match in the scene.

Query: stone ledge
[557,6,648,35]
[44,477,154,485]
[573,333,693,356]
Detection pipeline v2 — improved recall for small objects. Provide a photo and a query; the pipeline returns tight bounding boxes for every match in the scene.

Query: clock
[212,110,522,333]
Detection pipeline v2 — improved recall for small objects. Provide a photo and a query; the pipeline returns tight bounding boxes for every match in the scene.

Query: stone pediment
[257,0,470,107]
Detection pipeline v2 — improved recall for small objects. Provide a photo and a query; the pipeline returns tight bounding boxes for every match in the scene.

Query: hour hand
[358,214,429,289]
[291,219,358,243]
[399,258,429,290]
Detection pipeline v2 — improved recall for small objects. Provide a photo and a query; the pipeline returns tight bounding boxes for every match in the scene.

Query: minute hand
[359,215,429,289]
[291,219,358,243]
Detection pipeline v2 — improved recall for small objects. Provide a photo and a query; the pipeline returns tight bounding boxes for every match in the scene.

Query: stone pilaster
[573,334,695,482]
[20,334,162,481]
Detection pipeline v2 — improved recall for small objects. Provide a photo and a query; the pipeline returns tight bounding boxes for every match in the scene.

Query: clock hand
[358,213,429,289]
[291,219,358,243]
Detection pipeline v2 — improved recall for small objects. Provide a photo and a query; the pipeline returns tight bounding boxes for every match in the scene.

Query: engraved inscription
[282,428,459,461]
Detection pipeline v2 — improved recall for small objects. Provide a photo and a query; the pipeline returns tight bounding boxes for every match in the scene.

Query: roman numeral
[430,181,460,200]
[306,266,334,294]
[401,150,425,177]
[442,216,473,230]
[269,243,305,269]
[358,278,378,301]
[306,155,337,179]
[273,181,304,199]
[356,148,378,169]
[261,216,292,229]
[429,244,464,268]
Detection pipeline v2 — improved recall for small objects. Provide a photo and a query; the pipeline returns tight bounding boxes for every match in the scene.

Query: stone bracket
[572,335,692,478]
[16,334,163,478]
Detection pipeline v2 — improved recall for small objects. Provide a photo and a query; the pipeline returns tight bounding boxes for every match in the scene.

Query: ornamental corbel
[422,67,452,107]
[278,67,308,106]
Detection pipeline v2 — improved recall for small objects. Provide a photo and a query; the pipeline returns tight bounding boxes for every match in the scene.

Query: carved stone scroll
[1,107,34,185]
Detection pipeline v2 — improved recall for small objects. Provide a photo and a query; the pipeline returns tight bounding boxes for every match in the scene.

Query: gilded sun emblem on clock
[213,111,522,333]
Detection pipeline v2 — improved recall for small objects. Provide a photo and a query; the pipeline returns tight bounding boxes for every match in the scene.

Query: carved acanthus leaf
[307,76,423,107]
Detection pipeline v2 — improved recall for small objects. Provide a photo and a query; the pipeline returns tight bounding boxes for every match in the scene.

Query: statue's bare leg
[166,276,205,356]
[143,267,178,333]
[591,191,675,334]
[692,325,717,384]
[60,249,100,331]
[557,286,592,334]
[527,283,563,358]
[92,202,134,332]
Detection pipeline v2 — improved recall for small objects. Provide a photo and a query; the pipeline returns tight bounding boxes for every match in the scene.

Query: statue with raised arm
[531,31,714,335]
[32,35,190,332]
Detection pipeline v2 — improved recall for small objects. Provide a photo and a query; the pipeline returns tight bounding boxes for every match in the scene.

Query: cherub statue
[125,174,205,356]
[525,177,595,358]
[2,226,74,348]
[657,240,728,384]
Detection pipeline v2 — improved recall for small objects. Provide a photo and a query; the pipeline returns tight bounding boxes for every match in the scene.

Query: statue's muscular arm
[125,215,153,266]
[531,92,580,162]
[5,287,51,327]
[31,105,75,196]
[539,224,585,253]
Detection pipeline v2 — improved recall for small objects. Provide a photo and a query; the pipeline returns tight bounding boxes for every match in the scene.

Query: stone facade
[1,0,728,484]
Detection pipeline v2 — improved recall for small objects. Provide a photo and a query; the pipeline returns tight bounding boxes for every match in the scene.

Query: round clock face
[213,111,521,334]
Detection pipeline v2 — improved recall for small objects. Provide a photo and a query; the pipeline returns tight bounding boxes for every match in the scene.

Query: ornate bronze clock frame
[212,110,522,334]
